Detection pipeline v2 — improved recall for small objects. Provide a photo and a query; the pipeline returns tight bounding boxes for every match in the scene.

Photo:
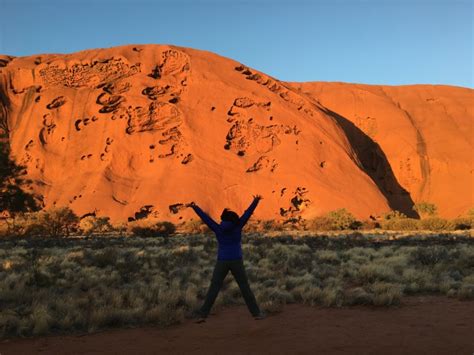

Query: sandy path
[1,297,473,355]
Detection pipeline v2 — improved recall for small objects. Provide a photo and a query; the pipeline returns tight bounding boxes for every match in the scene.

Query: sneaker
[195,316,206,324]
[192,310,207,323]
[253,311,266,320]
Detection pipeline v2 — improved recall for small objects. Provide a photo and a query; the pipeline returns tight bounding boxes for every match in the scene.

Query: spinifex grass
[0,232,473,339]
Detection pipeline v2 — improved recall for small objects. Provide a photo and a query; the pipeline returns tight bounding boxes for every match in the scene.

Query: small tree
[326,208,360,230]
[413,202,437,218]
[0,141,40,214]
[37,207,79,237]
[79,216,112,236]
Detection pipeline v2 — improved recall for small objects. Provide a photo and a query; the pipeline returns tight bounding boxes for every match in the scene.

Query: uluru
[0,44,472,222]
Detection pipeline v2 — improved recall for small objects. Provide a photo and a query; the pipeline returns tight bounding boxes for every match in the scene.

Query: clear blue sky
[1,0,472,87]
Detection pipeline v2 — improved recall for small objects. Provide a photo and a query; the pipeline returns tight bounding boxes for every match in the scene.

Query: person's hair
[221,208,240,224]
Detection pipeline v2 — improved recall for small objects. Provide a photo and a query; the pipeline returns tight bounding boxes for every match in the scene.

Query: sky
[0,0,472,87]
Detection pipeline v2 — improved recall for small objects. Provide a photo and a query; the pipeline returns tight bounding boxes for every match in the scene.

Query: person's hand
[185,202,196,208]
[253,194,263,201]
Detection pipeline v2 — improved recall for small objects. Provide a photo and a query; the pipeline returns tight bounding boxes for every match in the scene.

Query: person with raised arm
[186,195,265,323]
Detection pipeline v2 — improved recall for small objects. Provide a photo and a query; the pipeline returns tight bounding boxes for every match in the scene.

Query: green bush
[383,218,419,230]
[413,202,437,218]
[79,216,112,236]
[419,217,449,231]
[131,221,176,238]
[380,211,419,230]
[308,208,360,231]
[327,209,360,230]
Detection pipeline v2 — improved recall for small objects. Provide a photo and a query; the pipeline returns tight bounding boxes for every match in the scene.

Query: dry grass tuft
[0,232,472,339]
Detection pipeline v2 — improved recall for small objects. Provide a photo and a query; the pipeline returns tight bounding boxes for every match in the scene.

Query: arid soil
[0,45,472,222]
[1,296,473,354]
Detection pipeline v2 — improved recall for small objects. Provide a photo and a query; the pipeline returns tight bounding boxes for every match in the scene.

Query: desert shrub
[88,247,118,268]
[130,220,176,238]
[179,220,210,234]
[260,220,285,232]
[13,207,80,238]
[79,216,112,236]
[357,263,397,283]
[307,216,333,231]
[308,208,360,231]
[1,231,473,339]
[371,282,402,306]
[458,284,474,300]
[449,217,472,230]
[419,217,449,231]
[39,207,79,237]
[380,211,419,230]
[110,222,127,236]
[326,209,360,230]
[411,246,449,266]
[0,213,43,237]
[413,202,438,218]
[381,218,419,231]
[320,286,344,306]
[244,219,287,233]
[344,287,373,305]
[359,219,380,230]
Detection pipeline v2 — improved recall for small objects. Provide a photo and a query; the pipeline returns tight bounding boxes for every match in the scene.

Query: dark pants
[200,258,261,317]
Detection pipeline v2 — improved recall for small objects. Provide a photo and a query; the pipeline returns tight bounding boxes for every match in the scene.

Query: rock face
[288,82,473,218]
[0,45,471,222]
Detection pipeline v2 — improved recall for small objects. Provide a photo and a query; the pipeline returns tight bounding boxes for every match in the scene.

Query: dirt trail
[1,296,473,355]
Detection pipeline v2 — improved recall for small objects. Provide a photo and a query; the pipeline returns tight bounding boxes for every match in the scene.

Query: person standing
[186,195,266,322]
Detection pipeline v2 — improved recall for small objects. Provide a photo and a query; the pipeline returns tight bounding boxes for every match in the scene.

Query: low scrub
[1,234,472,339]
[79,216,112,236]
[0,207,78,238]
[129,220,176,238]
[308,208,361,231]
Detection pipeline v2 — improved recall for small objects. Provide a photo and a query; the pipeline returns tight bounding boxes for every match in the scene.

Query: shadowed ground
[1,296,473,355]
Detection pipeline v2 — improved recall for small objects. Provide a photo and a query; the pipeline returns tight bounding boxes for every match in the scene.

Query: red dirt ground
[1,296,473,354]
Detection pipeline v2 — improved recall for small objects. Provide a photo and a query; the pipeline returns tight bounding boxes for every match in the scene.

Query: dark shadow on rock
[321,107,419,218]
[0,140,41,213]
[0,85,41,214]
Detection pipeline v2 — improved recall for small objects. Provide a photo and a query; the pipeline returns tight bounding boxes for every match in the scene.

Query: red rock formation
[288,82,473,218]
[0,45,471,221]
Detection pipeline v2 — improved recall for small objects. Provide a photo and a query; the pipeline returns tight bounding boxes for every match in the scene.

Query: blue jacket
[191,198,260,260]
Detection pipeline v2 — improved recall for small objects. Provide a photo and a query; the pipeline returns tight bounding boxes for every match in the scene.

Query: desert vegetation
[0,203,472,240]
[0,204,472,339]
[0,230,473,339]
